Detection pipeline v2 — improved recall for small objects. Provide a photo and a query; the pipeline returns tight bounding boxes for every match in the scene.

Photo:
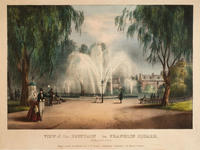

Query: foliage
[143,84,156,94]
[113,89,120,96]
[115,6,193,105]
[170,83,187,97]
[8,5,84,76]
[170,59,187,83]
[115,6,192,65]
[8,100,29,113]
[157,84,165,98]
[170,60,186,97]
[38,39,77,87]
[89,42,107,54]
[8,6,84,106]
[79,44,89,54]
[170,60,192,97]
[185,65,193,96]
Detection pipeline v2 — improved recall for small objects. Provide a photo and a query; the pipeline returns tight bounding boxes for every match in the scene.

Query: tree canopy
[115,5,193,105]
[8,6,84,76]
[8,6,84,105]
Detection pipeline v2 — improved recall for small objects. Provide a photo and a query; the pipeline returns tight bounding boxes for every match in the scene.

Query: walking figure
[26,92,41,122]
[119,89,123,104]
[48,88,54,106]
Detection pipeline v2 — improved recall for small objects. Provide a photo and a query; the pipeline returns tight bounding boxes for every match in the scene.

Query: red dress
[26,100,41,121]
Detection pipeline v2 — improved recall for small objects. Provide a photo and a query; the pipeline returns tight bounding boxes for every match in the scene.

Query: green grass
[140,99,192,111]
[8,100,29,113]
[163,100,192,111]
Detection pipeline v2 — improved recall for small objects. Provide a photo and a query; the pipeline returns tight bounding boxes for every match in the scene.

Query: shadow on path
[14,116,29,122]
[125,104,163,110]
[112,112,192,129]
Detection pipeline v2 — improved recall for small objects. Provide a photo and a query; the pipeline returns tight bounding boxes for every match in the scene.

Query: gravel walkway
[8,98,192,129]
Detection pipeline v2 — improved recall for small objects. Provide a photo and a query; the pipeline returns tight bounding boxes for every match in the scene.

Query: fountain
[64,43,136,96]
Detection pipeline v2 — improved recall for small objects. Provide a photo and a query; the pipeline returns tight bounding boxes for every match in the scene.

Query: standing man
[119,89,124,104]
[48,88,54,106]
[37,88,45,120]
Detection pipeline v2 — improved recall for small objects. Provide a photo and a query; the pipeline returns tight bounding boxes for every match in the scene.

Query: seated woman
[26,92,41,122]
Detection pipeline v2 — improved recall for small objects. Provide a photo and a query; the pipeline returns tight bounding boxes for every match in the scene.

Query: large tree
[115,6,192,106]
[8,6,84,106]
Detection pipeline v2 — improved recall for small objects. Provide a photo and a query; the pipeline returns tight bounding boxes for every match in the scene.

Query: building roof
[139,73,164,82]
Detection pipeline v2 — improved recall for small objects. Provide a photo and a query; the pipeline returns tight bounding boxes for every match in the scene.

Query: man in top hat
[37,88,45,120]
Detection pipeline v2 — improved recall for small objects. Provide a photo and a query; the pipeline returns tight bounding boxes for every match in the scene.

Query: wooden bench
[139,97,162,104]
[52,95,62,104]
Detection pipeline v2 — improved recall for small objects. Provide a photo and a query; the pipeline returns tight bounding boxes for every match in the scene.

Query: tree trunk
[162,83,170,106]
[20,49,30,106]
[7,71,14,100]
[162,75,171,106]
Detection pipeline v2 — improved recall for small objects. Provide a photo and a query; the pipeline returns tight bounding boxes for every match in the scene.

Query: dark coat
[37,93,45,102]
[119,92,123,100]
[48,90,54,98]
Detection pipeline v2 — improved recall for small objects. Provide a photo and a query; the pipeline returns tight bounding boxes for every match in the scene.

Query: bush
[170,82,187,98]
[8,100,29,113]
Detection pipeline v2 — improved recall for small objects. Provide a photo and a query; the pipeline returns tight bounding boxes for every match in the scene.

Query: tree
[115,6,192,106]
[170,59,187,97]
[79,44,89,54]
[8,45,21,100]
[170,59,187,83]
[144,85,156,94]
[8,6,84,106]
[50,40,77,85]
[185,65,192,96]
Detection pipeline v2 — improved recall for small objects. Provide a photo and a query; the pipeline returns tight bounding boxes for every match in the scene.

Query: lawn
[141,99,192,111]
[8,100,29,113]
[163,100,192,111]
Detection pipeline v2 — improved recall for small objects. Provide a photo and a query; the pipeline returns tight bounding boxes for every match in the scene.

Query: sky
[70,5,162,75]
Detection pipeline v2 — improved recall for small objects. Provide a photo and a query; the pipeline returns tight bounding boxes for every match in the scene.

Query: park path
[8,98,192,129]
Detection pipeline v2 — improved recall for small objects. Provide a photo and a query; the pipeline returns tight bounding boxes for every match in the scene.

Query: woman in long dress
[26,92,41,122]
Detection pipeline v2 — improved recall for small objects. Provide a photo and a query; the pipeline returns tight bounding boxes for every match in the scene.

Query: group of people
[26,88,123,121]
[26,88,54,122]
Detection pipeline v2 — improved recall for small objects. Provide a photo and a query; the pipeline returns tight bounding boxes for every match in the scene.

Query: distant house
[112,77,121,89]
[138,73,165,91]
[106,76,121,93]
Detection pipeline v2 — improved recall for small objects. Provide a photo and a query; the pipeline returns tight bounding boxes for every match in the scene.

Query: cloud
[82,13,121,45]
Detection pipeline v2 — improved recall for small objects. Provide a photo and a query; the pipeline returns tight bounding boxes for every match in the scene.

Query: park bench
[94,96,102,103]
[52,95,62,104]
[44,94,63,106]
[139,97,162,104]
